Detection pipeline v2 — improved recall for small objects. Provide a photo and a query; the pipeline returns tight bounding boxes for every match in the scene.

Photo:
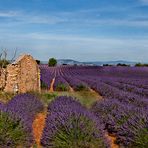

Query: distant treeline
[103,63,130,67]
[31,59,148,67]
[103,63,148,67]
[135,63,148,67]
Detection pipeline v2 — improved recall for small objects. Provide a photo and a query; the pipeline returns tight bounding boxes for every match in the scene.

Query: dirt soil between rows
[32,111,47,148]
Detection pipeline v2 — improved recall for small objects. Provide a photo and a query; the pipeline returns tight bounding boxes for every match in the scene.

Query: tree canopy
[48,58,57,67]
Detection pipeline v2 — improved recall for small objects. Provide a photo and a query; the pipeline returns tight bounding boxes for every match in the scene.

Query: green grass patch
[28,89,101,108]
[0,88,102,109]
[55,83,69,91]
[53,90,101,108]
[74,84,88,91]
[28,91,57,107]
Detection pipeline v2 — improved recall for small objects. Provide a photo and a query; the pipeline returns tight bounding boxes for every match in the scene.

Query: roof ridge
[12,54,31,64]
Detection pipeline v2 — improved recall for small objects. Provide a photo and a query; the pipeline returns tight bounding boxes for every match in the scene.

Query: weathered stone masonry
[0,54,41,93]
[0,68,6,90]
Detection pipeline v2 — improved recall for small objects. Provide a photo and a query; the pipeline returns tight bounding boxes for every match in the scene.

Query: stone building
[4,54,40,93]
[0,68,6,90]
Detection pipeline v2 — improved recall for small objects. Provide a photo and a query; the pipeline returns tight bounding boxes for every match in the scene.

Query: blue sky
[0,0,148,62]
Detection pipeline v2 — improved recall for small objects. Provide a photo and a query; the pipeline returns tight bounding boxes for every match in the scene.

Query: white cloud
[0,8,148,28]
[0,10,66,25]
[0,32,148,62]
[0,11,18,17]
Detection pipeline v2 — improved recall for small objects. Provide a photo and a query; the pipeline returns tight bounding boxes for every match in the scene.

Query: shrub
[64,76,88,91]
[75,84,88,91]
[7,93,44,125]
[117,110,148,147]
[42,93,57,104]
[55,83,69,91]
[43,93,57,100]
[1,93,44,147]
[92,99,134,132]
[41,96,109,148]
[41,80,48,89]
[48,58,57,67]
[92,99,148,147]
[0,108,33,147]
[0,102,4,109]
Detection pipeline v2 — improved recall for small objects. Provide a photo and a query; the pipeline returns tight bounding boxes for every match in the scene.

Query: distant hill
[57,59,136,66]
[41,59,137,66]
[57,59,82,65]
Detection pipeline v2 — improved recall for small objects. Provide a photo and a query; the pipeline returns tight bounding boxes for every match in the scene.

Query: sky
[0,0,148,62]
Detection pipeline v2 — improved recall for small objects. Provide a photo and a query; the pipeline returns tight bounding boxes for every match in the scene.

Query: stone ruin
[0,54,41,93]
[0,68,6,90]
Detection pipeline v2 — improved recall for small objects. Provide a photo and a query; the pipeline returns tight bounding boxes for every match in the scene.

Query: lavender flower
[41,96,109,148]
[0,106,33,147]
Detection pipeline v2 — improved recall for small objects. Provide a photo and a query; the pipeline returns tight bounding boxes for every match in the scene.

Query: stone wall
[0,68,6,90]
[18,55,40,93]
[4,65,20,92]
[4,55,41,93]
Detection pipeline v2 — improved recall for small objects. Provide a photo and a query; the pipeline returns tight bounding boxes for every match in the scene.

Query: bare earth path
[89,88,103,100]
[69,86,74,92]
[106,133,119,148]
[49,78,55,92]
[32,111,47,148]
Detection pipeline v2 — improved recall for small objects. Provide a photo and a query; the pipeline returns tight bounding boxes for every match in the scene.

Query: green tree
[48,58,57,67]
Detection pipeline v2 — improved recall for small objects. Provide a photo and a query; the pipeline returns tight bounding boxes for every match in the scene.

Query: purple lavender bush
[7,93,44,128]
[0,93,44,147]
[92,99,132,132]
[64,76,88,91]
[41,96,109,148]
[94,81,148,108]
[53,76,69,91]
[0,102,4,109]
[117,109,148,147]
[39,65,54,89]
[92,99,148,147]
[0,107,33,147]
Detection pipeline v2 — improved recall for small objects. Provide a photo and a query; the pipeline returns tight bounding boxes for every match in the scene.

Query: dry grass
[0,91,14,103]
[53,90,102,108]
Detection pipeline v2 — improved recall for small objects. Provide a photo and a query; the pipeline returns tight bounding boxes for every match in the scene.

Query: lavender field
[0,65,148,147]
[1,0,148,147]
[40,65,148,147]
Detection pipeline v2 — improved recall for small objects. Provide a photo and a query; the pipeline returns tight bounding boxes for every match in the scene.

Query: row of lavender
[40,65,148,147]
[40,65,102,90]
[76,75,148,147]
[40,65,148,90]
[0,94,111,147]
[41,88,148,147]
[41,96,110,147]
[1,91,147,147]
[0,94,44,147]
